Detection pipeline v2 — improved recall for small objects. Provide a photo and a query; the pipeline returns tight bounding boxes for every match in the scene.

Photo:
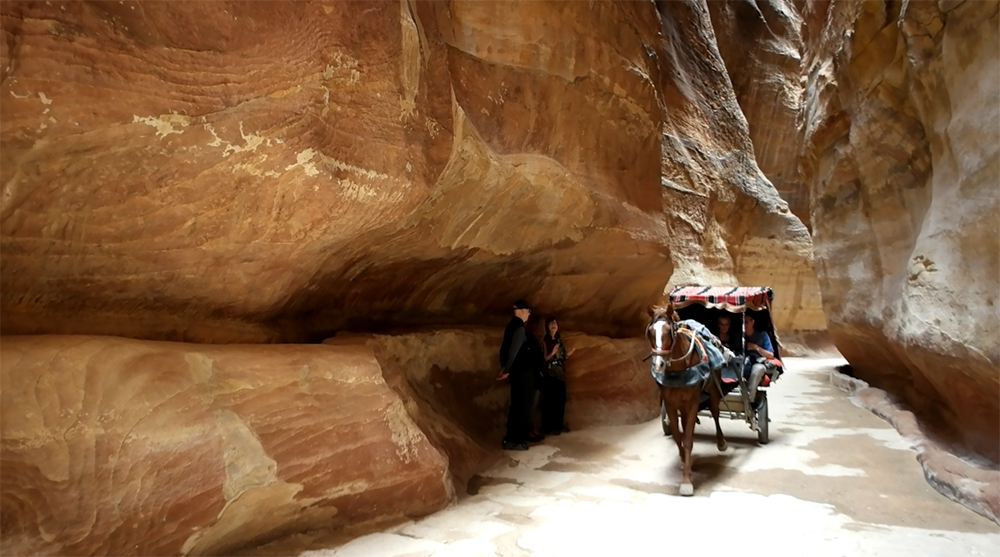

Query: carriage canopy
[669,286,773,313]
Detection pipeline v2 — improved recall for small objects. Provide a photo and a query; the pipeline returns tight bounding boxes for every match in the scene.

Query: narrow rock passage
[271,358,1000,556]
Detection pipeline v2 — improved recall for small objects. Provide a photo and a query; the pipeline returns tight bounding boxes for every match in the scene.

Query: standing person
[497,299,543,450]
[540,317,568,436]
[743,314,774,403]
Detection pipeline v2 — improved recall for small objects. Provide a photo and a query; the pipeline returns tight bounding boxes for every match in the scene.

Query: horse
[646,304,727,496]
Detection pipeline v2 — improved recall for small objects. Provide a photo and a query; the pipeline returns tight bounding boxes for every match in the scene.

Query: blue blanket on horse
[651,320,725,388]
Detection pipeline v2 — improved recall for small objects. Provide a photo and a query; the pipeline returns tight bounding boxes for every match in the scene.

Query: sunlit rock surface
[795,0,999,462]
[655,0,826,337]
[707,0,809,228]
[0,335,454,556]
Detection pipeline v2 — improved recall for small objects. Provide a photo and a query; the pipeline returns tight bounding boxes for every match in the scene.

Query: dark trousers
[539,376,566,433]
[505,372,534,443]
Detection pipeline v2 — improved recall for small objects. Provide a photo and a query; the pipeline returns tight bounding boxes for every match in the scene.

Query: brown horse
[647,304,727,496]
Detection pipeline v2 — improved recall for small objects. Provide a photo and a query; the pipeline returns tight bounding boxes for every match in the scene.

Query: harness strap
[650,327,698,364]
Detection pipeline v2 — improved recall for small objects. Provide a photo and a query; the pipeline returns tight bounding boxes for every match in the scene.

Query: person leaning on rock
[497,299,544,451]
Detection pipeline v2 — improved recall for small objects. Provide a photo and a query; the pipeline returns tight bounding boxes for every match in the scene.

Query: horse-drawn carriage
[647,286,784,495]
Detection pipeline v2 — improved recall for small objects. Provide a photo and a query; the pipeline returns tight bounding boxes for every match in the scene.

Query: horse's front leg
[678,398,697,496]
[710,372,728,452]
[662,390,685,464]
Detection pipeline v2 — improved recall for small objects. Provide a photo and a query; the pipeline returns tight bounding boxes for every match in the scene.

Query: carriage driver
[743,314,774,404]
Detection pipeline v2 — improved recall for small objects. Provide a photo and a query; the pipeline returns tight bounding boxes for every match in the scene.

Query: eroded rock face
[0,2,834,553]
[0,0,666,342]
[707,0,809,228]
[0,336,454,556]
[655,0,826,336]
[795,1,1000,461]
[0,0,822,343]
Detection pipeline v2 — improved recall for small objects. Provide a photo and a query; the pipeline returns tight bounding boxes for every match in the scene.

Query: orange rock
[0,335,454,556]
[0,0,821,344]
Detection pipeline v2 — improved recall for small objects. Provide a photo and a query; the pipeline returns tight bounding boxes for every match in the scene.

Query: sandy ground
[267,358,1000,556]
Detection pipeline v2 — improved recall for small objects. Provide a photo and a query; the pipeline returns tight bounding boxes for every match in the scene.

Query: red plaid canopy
[669,286,773,312]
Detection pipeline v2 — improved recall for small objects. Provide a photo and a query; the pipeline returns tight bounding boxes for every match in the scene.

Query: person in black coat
[497,299,544,451]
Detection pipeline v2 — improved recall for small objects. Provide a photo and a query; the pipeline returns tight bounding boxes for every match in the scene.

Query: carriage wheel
[660,400,671,436]
[757,392,769,444]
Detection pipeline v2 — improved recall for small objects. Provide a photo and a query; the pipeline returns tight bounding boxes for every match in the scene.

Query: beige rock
[0,336,454,556]
[707,0,810,228]
[655,0,827,336]
[798,0,1000,461]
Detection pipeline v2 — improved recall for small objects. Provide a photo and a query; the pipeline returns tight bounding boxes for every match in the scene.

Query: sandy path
[262,358,1000,556]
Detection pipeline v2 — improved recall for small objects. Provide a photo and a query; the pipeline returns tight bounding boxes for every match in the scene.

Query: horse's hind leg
[710,373,727,451]
[678,399,697,496]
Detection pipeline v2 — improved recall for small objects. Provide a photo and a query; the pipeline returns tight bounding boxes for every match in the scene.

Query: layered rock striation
[0,335,455,556]
[655,0,826,336]
[0,328,656,555]
[1,0,821,343]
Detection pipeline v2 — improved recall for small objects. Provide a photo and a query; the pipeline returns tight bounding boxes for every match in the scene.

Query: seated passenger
[716,314,739,354]
[743,314,774,403]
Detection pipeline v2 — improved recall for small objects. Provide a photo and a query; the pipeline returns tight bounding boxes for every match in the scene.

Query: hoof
[679,483,694,497]
[717,440,728,452]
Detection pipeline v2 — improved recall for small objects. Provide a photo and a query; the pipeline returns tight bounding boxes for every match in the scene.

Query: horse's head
[647,303,680,353]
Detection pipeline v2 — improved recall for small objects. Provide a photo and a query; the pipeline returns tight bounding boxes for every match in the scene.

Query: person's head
[717,315,731,333]
[546,317,559,337]
[513,299,532,322]
[744,314,755,334]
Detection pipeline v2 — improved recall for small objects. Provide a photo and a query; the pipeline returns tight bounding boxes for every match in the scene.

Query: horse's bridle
[647,316,697,364]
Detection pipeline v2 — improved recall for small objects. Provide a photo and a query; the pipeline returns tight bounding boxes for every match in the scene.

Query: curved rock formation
[1,0,821,343]
[707,0,809,228]
[1,329,656,555]
[655,0,826,337]
[710,0,998,463]
[0,335,454,556]
[795,0,999,462]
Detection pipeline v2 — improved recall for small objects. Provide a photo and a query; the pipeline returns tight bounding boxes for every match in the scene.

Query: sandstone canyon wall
[0,0,822,343]
[1,1,827,554]
[712,0,998,463]
[655,0,826,337]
